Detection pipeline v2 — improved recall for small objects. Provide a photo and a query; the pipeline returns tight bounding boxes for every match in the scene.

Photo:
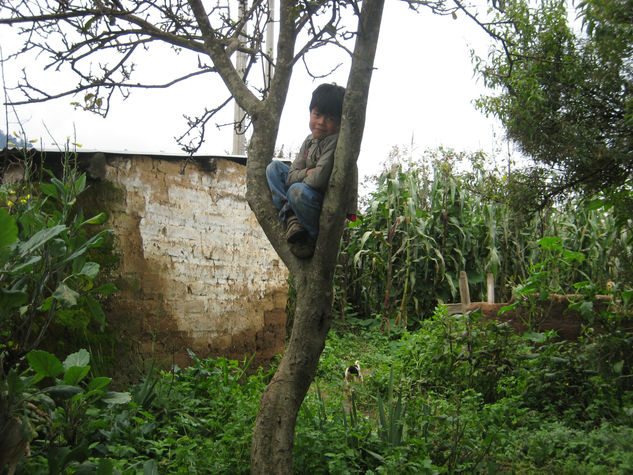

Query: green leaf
[96,458,116,475]
[75,173,87,194]
[613,360,624,375]
[39,296,54,312]
[88,376,112,391]
[537,236,562,251]
[48,441,89,473]
[578,301,594,319]
[523,331,547,343]
[49,238,67,258]
[143,459,160,475]
[46,384,83,400]
[101,391,132,405]
[0,288,29,312]
[93,283,117,295]
[53,283,80,307]
[79,261,100,279]
[64,365,91,386]
[60,229,109,265]
[0,208,18,247]
[82,212,107,226]
[51,177,65,194]
[27,350,64,379]
[63,349,90,370]
[85,294,106,328]
[6,369,26,397]
[18,224,67,258]
[39,182,59,199]
[11,255,42,273]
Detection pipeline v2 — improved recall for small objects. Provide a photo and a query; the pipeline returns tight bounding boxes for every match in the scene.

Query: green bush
[0,150,115,369]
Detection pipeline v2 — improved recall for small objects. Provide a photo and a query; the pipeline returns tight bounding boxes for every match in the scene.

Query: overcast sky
[1,2,504,180]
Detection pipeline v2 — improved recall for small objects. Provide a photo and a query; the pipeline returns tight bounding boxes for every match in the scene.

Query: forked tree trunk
[249,0,384,472]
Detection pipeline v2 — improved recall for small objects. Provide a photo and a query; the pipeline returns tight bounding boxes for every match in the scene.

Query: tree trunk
[250,270,334,473]
[249,1,384,473]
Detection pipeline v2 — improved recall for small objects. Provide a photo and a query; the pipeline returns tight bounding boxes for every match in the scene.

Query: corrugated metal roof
[1,147,248,165]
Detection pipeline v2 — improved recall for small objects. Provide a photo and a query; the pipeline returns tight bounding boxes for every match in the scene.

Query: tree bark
[250,0,384,473]
[250,270,334,473]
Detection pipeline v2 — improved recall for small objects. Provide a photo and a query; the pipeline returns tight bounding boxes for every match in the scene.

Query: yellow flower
[7,200,14,207]
[20,199,27,204]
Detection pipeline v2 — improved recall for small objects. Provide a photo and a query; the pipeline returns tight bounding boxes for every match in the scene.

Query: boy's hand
[306,168,315,176]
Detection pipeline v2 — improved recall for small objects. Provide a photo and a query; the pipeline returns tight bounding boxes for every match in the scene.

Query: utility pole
[265,0,275,93]
[232,0,275,156]
[232,0,247,156]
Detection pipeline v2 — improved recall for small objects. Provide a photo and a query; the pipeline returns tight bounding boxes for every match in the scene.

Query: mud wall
[92,154,288,372]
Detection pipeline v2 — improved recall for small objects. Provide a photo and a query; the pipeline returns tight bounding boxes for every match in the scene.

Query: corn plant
[336,148,632,329]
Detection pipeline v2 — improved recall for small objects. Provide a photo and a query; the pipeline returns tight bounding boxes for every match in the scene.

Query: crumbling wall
[94,155,288,372]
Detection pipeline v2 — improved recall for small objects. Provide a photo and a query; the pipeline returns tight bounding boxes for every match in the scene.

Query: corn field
[334,149,632,328]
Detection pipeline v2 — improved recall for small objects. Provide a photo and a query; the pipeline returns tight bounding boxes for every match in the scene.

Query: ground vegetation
[1,145,632,473]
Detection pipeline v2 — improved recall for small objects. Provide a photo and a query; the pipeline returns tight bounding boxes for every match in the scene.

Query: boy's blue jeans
[266,160,324,239]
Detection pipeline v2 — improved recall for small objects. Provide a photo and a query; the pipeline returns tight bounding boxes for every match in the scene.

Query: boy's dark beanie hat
[310,83,346,118]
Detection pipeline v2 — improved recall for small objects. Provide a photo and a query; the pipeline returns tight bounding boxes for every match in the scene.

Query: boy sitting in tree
[266,83,356,259]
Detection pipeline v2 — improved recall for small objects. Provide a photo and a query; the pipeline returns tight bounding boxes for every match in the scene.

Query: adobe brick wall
[92,154,288,372]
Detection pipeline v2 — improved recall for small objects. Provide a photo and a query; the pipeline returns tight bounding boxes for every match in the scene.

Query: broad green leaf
[102,391,132,405]
[53,283,80,307]
[74,173,87,194]
[18,224,66,258]
[51,177,65,194]
[6,369,25,396]
[11,255,42,273]
[60,229,109,265]
[49,238,67,258]
[537,236,562,251]
[88,376,112,391]
[39,182,58,199]
[571,300,594,319]
[0,208,18,247]
[72,255,86,275]
[39,296,54,312]
[46,384,83,400]
[27,350,64,379]
[63,349,90,370]
[93,283,117,295]
[0,288,29,312]
[586,199,607,211]
[64,365,91,386]
[47,440,89,473]
[360,230,373,248]
[79,261,99,279]
[143,459,160,475]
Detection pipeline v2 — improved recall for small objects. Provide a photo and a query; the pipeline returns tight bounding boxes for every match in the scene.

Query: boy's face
[309,107,340,139]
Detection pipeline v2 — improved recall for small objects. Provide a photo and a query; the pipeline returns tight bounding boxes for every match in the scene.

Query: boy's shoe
[285,219,308,243]
[289,238,315,259]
